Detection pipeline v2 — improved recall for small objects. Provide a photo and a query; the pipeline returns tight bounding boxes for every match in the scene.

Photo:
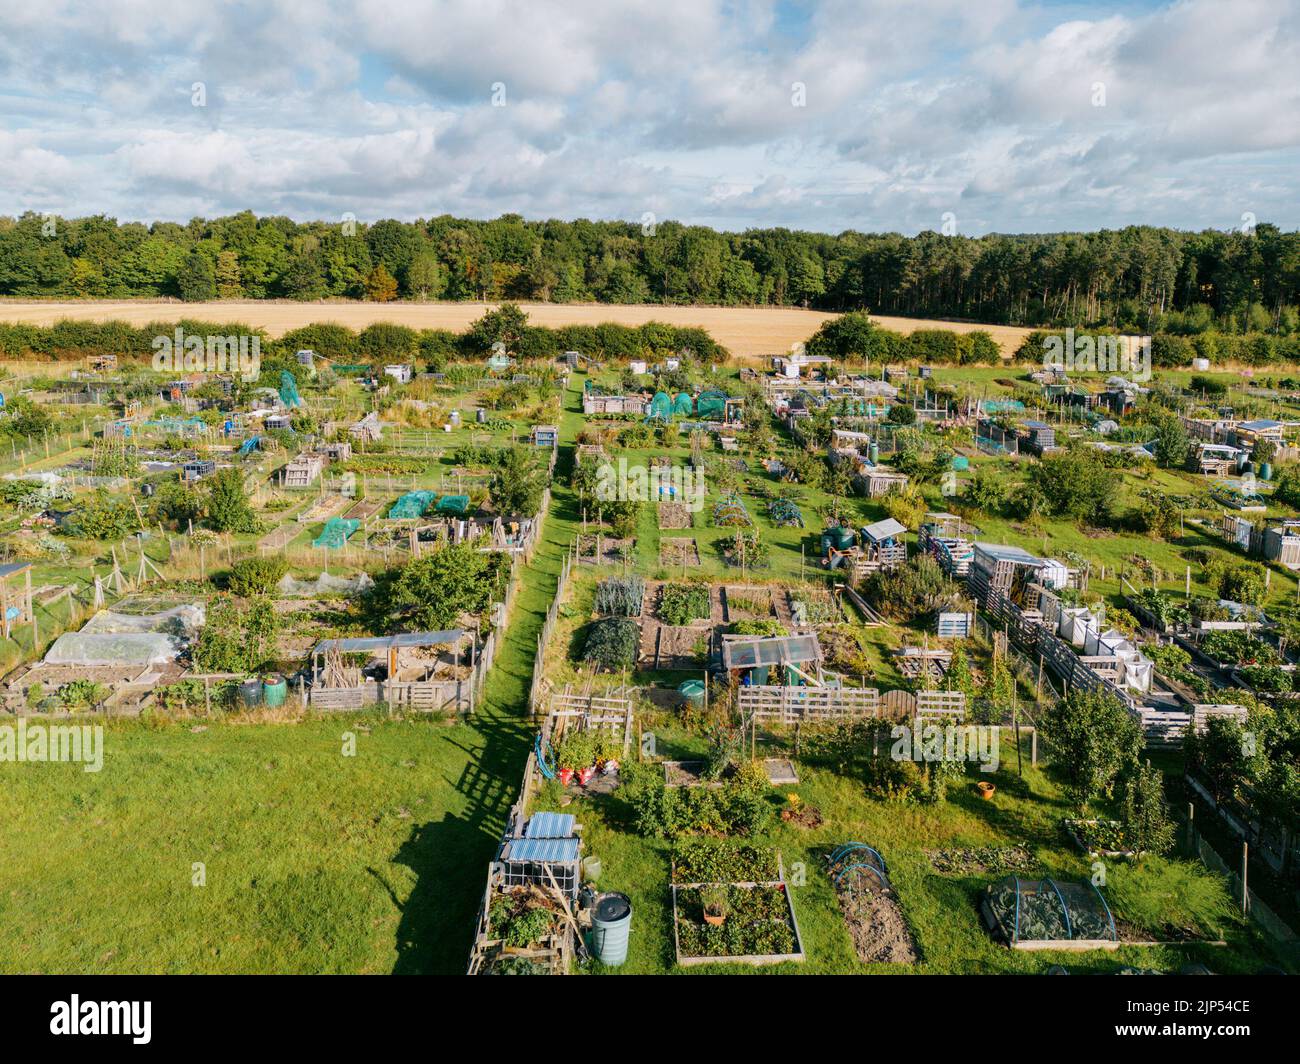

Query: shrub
[226,556,288,596]
[583,618,639,670]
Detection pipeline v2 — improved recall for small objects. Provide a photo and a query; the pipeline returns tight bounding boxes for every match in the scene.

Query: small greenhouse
[696,389,727,420]
[982,876,1117,950]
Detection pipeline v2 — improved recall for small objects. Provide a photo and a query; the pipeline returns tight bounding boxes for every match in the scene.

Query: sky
[0,0,1296,236]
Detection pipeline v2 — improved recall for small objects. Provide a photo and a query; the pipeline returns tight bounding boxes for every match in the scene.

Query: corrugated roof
[862,517,907,542]
[502,837,581,863]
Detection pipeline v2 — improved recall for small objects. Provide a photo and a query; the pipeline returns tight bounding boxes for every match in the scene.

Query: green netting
[389,490,437,519]
[673,392,694,416]
[436,494,470,515]
[697,389,728,419]
[279,370,302,409]
[313,517,360,549]
[647,391,672,419]
[712,492,752,527]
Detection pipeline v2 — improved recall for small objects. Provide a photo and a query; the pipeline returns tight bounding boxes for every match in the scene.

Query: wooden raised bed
[671,855,805,968]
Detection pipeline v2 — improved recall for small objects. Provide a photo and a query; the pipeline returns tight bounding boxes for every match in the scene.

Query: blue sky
[0,0,1295,235]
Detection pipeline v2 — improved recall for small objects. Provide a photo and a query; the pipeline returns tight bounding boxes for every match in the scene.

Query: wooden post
[1240,841,1250,915]
[1186,801,1195,851]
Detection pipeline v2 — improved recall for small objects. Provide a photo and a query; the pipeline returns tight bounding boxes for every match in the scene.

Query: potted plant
[557,733,590,786]
[976,780,996,800]
[701,885,729,927]
[595,731,620,775]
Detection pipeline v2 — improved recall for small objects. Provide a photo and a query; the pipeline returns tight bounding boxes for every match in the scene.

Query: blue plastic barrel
[590,892,632,967]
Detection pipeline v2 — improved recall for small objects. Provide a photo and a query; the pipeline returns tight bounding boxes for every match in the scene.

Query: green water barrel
[869,441,880,463]
[678,679,706,708]
[589,891,632,967]
[239,679,263,708]
[829,526,855,550]
[1259,462,1273,481]
[262,673,288,708]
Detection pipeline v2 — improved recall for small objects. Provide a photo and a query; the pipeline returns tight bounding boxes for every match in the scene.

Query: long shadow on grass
[388,814,495,974]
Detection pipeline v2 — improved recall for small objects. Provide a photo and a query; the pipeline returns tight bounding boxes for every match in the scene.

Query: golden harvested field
[0,299,1034,360]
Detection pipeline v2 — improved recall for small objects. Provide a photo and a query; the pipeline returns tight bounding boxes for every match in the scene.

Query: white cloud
[0,0,1295,232]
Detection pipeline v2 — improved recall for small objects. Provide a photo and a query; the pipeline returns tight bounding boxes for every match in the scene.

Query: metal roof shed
[862,517,908,544]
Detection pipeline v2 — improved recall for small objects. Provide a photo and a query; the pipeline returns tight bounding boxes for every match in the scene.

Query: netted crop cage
[696,389,728,420]
[313,517,361,549]
[673,392,694,416]
[647,391,673,420]
[389,490,437,519]
[982,876,1117,949]
[279,370,302,409]
[712,493,752,527]
[767,498,804,527]
[436,494,470,515]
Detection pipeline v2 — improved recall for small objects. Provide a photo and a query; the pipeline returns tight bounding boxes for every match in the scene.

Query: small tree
[1043,687,1142,812]
[205,469,260,534]
[364,264,399,302]
[490,446,547,516]
[1123,760,1175,856]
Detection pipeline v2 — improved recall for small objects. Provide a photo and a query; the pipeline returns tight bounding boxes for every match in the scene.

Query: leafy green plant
[226,556,288,596]
[594,575,644,617]
[658,583,710,625]
[582,617,639,670]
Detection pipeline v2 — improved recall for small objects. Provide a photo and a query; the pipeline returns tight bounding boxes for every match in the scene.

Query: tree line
[2,211,1297,333]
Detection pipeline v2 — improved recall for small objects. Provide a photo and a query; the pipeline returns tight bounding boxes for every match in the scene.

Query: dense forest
[2,211,1299,334]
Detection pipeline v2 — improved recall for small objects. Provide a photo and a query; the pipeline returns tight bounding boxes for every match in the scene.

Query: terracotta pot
[976,781,996,800]
[559,768,574,786]
[703,910,727,927]
[577,766,597,786]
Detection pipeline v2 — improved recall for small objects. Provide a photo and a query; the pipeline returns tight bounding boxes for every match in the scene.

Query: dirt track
[0,299,1034,359]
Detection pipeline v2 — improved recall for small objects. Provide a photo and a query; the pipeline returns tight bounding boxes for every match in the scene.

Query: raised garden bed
[671,843,804,967]
[659,538,700,567]
[657,501,692,529]
[663,760,717,788]
[1063,818,1135,859]
[925,846,1037,877]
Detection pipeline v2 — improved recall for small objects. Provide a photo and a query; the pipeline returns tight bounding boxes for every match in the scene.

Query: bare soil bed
[836,882,920,964]
[657,502,692,529]
[659,538,700,567]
